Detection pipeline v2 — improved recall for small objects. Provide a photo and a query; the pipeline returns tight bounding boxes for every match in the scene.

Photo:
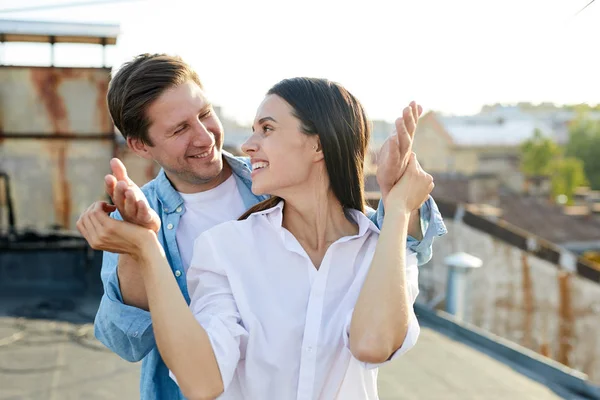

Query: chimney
[573,186,591,206]
[587,191,600,215]
[523,175,552,197]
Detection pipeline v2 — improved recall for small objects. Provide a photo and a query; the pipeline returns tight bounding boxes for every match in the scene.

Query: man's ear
[127,137,154,160]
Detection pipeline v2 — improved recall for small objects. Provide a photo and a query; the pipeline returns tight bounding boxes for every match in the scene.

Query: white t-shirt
[172,201,420,399]
[176,174,247,272]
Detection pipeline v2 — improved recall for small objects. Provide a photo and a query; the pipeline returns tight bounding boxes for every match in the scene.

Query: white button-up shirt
[177,201,420,400]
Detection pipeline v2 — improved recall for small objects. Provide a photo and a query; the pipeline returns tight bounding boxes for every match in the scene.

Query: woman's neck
[281,186,358,269]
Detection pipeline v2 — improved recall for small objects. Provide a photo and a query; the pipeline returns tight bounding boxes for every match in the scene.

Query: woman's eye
[263,125,273,133]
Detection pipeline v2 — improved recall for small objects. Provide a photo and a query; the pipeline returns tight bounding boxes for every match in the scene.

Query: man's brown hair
[107,53,203,145]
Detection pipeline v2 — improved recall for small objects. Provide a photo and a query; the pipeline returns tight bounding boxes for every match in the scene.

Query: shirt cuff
[365,312,420,369]
[96,284,154,337]
[170,314,247,392]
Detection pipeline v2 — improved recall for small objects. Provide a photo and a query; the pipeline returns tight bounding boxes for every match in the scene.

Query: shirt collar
[155,150,255,213]
[249,200,379,238]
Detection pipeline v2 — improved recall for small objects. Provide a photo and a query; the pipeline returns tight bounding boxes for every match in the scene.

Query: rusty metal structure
[0,20,119,295]
[0,19,118,232]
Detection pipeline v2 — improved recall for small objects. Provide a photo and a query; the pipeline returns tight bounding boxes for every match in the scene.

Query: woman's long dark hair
[239,77,370,220]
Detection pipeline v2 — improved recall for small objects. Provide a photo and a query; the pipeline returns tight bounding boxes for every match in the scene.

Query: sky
[0,0,599,124]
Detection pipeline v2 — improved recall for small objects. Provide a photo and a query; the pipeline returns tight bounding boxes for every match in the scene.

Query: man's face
[130,80,225,193]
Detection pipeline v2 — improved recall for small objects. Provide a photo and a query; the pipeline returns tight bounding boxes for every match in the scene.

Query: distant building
[408,105,600,185]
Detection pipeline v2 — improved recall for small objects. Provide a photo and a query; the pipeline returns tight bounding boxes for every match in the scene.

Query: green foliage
[566,117,600,190]
[520,128,590,204]
[551,158,588,205]
[520,129,560,176]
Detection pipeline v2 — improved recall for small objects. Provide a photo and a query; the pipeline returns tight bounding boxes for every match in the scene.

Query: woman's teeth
[252,162,269,170]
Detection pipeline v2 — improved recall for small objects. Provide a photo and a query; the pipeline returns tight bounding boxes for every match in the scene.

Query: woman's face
[242,94,322,196]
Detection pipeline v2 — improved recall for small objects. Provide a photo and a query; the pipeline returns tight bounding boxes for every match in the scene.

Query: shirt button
[164,208,169,212]
[167,223,174,230]
[176,206,183,213]
[307,346,313,353]
[133,331,138,337]
[175,270,182,277]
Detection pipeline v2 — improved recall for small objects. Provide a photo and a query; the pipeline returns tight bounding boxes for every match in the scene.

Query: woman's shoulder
[192,201,281,253]
[198,216,262,243]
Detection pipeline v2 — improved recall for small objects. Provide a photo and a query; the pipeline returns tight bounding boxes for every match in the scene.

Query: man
[81,53,446,400]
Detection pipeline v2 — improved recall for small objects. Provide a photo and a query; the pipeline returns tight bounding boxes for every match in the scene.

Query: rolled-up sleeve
[343,250,421,369]
[169,233,247,391]
[374,196,447,266]
[93,211,155,362]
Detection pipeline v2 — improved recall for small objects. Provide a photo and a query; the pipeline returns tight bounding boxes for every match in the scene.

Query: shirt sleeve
[169,232,247,392]
[373,196,447,266]
[343,250,421,369]
[93,210,155,363]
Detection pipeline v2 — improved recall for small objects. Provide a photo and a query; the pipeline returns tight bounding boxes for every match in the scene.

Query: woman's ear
[312,139,324,162]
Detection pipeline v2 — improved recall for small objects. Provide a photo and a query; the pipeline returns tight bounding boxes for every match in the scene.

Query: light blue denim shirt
[94,151,447,400]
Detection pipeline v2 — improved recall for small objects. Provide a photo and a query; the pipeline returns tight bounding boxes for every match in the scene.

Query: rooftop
[430,174,600,246]
[0,19,119,45]
[1,297,595,399]
[439,117,553,147]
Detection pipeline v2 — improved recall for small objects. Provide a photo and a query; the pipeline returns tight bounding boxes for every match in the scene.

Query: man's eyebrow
[166,119,187,133]
[252,116,277,132]
[166,104,214,133]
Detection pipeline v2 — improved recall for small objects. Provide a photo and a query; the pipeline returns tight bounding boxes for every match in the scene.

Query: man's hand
[376,101,423,206]
[106,158,161,232]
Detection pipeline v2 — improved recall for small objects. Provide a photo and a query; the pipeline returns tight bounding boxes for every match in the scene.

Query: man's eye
[200,110,212,119]
[174,125,187,134]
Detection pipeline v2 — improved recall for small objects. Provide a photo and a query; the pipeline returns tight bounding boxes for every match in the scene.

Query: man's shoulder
[139,178,161,206]
[223,152,252,172]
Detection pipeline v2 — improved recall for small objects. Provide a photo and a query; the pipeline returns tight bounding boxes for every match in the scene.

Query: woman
[81,78,433,399]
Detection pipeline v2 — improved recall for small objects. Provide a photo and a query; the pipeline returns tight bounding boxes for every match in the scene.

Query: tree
[566,117,600,190]
[520,129,560,176]
[521,129,589,204]
[551,158,588,205]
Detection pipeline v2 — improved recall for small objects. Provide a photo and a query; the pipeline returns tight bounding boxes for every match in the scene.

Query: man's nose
[191,121,214,147]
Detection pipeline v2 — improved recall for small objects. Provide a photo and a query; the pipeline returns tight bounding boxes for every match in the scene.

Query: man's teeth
[192,151,211,158]
[252,162,269,170]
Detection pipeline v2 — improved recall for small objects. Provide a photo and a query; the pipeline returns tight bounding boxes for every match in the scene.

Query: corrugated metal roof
[0,19,119,45]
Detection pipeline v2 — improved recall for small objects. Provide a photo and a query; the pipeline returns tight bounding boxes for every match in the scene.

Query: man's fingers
[124,189,138,220]
[110,158,131,183]
[113,181,128,210]
[410,101,419,124]
[395,109,413,156]
[136,200,153,223]
[404,105,416,139]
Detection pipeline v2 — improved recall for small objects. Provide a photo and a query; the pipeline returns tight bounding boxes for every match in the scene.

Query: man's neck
[167,157,233,194]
